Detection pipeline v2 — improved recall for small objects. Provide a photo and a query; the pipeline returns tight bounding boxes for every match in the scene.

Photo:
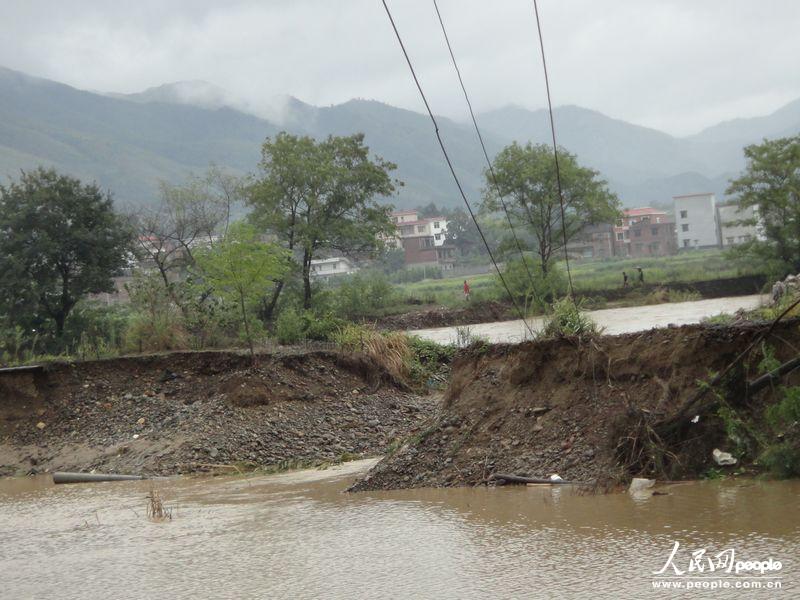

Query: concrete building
[673,193,720,250]
[614,207,670,257]
[567,223,616,259]
[627,219,677,257]
[717,204,763,247]
[309,257,358,281]
[390,210,449,247]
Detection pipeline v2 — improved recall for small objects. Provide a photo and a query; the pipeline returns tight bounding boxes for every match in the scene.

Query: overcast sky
[2,0,799,136]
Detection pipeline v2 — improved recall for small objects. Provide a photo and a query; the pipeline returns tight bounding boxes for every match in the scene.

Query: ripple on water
[0,471,797,599]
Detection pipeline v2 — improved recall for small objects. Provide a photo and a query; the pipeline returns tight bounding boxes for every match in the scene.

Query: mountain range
[1,65,798,210]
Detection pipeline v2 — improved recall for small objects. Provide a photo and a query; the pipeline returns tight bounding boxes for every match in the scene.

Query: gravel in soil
[350,321,800,491]
[0,349,436,477]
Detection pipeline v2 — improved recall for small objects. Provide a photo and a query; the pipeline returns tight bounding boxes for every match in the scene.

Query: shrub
[407,335,456,385]
[498,258,567,312]
[275,308,305,345]
[335,272,397,319]
[539,297,601,339]
[303,311,346,341]
[760,442,800,479]
[123,273,189,352]
[765,386,800,431]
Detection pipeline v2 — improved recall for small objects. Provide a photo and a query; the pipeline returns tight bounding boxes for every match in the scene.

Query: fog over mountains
[1,65,799,209]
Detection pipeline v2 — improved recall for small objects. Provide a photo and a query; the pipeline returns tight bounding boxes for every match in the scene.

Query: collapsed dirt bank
[351,320,799,491]
[0,349,435,477]
[376,275,767,331]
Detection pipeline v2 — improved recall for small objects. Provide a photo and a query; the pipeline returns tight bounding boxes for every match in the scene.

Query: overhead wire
[532,0,575,298]
[431,0,541,305]
[380,0,535,338]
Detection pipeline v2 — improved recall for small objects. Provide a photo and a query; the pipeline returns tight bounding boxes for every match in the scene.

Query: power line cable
[381,0,535,338]
[431,0,542,307]
[532,0,575,298]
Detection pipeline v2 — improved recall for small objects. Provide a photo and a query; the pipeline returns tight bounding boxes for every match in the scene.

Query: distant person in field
[637,267,644,284]
[463,280,471,301]
[622,271,628,288]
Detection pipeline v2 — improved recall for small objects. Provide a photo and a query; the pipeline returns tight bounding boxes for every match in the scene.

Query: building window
[634,229,642,237]
[680,210,688,219]
[683,239,691,247]
[435,233,441,240]
[651,227,658,236]
[422,238,434,248]
[417,225,425,233]
[616,233,624,241]
[681,224,689,232]
[726,237,734,245]
[434,221,440,228]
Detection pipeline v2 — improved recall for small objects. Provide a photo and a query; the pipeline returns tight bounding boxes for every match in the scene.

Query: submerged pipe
[53,472,146,484]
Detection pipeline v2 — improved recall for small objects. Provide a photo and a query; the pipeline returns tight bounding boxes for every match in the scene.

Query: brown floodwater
[1,459,797,599]
[411,294,766,344]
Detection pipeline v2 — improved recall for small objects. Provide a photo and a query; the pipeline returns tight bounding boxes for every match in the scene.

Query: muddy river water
[1,460,798,599]
[410,294,766,344]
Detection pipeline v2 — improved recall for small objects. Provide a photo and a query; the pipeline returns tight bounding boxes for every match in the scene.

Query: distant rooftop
[624,207,666,217]
[673,192,715,199]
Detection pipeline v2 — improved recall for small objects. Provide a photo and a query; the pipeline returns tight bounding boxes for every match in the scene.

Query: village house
[388,209,455,269]
[309,256,359,281]
[717,203,763,247]
[674,193,720,249]
[570,207,676,259]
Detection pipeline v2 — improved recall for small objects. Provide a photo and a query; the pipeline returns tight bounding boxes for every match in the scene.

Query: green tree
[195,223,289,358]
[727,135,800,272]
[481,142,620,274]
[0,168,131,341]
[445,208,482,256]
[247,132,399,313]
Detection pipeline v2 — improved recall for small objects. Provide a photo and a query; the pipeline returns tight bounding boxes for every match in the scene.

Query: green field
[395,249,767,307]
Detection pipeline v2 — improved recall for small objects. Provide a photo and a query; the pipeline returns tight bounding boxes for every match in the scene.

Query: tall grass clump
[146,487,172,521]
[333,323,412,382]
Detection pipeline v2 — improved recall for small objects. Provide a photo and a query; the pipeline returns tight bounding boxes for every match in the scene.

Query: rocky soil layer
[376,300,511,331]
[351,320,798,491]
[0,350,435,477]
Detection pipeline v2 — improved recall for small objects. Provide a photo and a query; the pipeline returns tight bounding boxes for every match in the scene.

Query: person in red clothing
[463,280,471,301]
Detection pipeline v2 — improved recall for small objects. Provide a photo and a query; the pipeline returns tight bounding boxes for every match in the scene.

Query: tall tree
[248,132,399,312]
[481,142,620,274]
[195,223,288,359]
[0,168,131,338]
[444,208,481,256]
[727,135,800,272]
[132,173,228,311]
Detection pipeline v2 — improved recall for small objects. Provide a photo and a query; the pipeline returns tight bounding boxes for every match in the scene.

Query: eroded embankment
[351,321,799,491]
[0,350,434,476]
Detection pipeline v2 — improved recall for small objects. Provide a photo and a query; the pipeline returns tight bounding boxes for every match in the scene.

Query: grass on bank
[395,249,766,308]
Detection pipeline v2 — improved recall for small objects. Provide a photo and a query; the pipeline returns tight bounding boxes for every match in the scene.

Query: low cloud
[2,0,799,135]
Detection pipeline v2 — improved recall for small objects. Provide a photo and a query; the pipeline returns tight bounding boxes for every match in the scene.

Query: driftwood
[488,473,587,486]
[618,298,800,477]
[747,356,800,394]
